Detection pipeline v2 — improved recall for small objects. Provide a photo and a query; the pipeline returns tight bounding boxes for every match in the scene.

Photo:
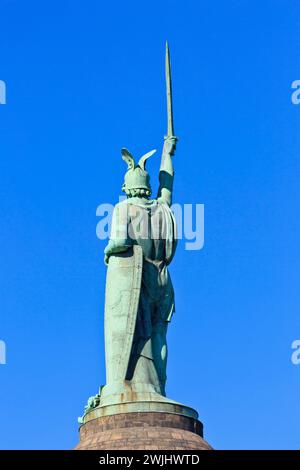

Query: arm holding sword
[157,42,177,207]
[157,136,177,206]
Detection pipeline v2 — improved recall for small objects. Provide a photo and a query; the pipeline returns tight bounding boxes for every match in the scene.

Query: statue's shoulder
[113,199,128,210]
[156,198,172,210]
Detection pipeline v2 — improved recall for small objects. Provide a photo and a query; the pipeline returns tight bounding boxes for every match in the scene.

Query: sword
[165,41,174,138]
[165,41,178,158]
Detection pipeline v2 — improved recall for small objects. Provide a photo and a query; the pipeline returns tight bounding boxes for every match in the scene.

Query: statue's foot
[79,380,199,425]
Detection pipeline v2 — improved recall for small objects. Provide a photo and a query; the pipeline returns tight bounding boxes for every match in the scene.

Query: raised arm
[157,136,177,206]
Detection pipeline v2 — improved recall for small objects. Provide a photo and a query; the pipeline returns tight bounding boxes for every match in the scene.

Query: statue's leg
[151,317,168,396]
[126,293,162,394]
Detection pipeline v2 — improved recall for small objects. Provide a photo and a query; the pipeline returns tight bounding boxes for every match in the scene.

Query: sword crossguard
[164,135,178,141]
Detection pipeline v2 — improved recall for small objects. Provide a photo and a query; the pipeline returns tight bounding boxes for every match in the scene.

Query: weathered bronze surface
[78,45,205,442]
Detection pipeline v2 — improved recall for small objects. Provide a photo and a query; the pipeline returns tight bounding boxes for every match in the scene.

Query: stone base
[75,412,213,450]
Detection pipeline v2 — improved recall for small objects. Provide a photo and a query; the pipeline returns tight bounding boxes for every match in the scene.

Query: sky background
[0,0,300,450]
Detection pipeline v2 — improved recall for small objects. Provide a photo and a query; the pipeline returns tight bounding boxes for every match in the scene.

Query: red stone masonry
[76,412,213,450]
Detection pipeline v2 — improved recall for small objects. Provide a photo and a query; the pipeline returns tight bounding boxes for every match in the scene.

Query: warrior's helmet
[121,148,156,196]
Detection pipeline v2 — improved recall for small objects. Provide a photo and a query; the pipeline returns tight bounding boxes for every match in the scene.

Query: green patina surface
[79,43,197,425]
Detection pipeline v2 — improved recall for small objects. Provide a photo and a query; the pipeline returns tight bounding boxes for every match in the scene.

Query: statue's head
[121,148,156,198]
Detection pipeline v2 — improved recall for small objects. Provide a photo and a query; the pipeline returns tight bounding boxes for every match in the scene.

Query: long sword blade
[165,41,174,137]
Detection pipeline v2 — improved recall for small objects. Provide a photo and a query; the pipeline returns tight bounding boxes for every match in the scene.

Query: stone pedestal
[76,411,212,450]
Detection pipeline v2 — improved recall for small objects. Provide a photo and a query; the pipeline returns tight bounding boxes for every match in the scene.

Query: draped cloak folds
[104,198,177,394]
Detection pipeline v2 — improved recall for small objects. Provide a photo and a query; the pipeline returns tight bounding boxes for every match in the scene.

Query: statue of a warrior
[100,43,178,403]
[103,134,177,399]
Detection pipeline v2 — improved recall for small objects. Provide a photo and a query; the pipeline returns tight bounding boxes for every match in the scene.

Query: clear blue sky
[0,0,300,450]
